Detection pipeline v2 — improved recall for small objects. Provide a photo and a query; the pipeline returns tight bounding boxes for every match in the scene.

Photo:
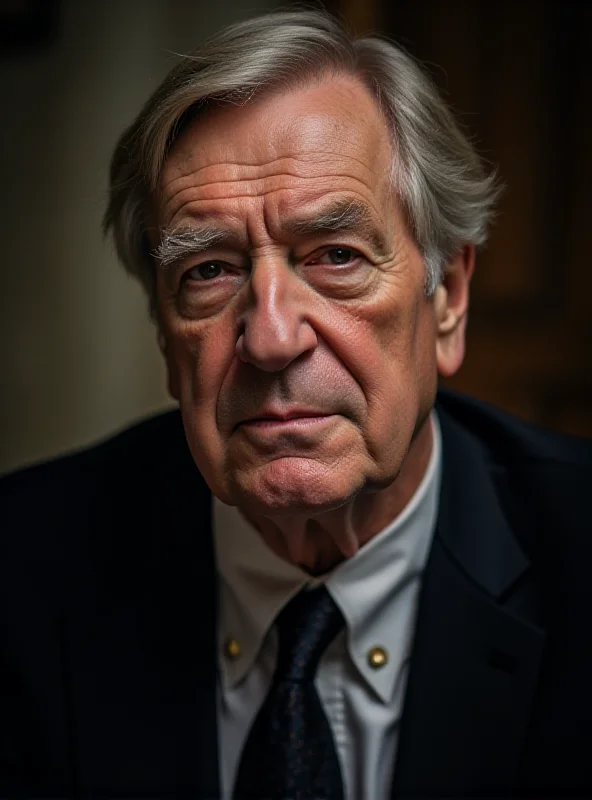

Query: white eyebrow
[154,200,388,267]
[289,200,371,234]
[154,226,234,268]
[286,199,388,254]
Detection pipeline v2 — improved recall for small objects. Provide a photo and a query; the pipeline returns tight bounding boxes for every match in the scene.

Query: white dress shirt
[214,412,442,799]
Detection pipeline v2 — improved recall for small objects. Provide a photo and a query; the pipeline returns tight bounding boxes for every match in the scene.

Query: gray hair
[104,10,499,316]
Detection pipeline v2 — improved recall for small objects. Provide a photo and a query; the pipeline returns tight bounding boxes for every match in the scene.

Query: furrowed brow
[285,200,388,254]
[155,226,235,268]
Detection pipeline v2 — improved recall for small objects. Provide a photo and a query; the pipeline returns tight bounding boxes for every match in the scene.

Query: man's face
[155,75,453,515]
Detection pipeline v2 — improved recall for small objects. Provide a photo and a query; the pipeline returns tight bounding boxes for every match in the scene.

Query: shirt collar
[214,411,442,704]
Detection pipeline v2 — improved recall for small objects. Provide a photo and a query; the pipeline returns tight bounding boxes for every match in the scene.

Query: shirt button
[367,646,389,669]
[224,637,241,660]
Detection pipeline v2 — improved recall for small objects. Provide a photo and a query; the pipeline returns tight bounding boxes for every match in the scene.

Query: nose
[235,258,318,372]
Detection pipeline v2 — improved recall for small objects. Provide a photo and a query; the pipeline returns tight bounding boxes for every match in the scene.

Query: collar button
[225,637,241,660]
[367,646,388,670]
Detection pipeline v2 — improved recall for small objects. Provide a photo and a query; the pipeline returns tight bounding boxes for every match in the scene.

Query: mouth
[236,411,336,431]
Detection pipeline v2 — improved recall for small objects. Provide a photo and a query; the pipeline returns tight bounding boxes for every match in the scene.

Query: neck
[241,415,434,575]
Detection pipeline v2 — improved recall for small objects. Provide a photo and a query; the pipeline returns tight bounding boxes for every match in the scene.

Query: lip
[237,411,335,429]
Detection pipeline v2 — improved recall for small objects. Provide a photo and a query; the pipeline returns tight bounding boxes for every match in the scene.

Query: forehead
[158,75,395,224]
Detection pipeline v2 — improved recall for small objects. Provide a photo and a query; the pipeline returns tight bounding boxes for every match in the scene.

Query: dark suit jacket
[1,390,591,799]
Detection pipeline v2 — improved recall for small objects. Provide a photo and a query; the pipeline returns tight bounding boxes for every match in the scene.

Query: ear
[434,244,475,378]
[157,330,180,401]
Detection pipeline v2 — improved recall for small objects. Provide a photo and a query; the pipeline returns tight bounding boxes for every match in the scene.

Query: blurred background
[1,0,590,475]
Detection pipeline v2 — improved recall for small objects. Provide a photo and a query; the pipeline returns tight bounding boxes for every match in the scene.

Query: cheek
[354,291,437,459]
[195,327,234,401]
[158,285,238,434]
[156,271,234,405]
[163,316,239,497]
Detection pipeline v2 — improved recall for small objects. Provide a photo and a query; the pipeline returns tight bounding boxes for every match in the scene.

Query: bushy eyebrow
[284,199,389,254]
[155,199,389,268]
[154,226,237,268]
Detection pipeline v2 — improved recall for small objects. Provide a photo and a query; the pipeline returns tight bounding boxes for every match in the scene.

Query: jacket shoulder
[0,409,190,549]
[2,408,184,485]
[436,389,592,559]
[436,388,592,469]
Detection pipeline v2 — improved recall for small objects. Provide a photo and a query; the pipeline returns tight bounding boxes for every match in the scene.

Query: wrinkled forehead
[158,74,396,201]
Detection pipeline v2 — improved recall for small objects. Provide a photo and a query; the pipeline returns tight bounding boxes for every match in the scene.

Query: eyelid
[183,256,238,273]
[179,245,363,282]
[184,259,222,275]
[182,259,249,287]
[304,245,363,264]
[181,247,249,269]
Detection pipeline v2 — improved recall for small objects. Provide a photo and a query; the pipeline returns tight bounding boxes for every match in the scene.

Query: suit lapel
[392,408,546,798]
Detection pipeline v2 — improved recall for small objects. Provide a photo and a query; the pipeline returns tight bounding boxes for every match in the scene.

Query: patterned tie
[233,586,345,800]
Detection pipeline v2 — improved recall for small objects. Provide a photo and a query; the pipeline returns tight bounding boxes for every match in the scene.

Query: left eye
[186,262,223,281]
[313,247,358,265]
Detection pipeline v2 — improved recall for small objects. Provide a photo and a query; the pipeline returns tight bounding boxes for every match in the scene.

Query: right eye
[186,262,224,281]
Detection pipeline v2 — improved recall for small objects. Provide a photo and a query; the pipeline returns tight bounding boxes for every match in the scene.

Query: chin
[228,456,363,517]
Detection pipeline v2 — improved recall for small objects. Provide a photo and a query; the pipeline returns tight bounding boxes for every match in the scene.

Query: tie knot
[274,586,344,682]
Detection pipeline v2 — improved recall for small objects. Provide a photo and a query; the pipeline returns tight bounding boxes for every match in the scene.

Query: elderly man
[1,9,591,800]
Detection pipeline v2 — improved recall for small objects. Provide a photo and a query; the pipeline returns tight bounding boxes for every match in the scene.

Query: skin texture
[155,74,473,574]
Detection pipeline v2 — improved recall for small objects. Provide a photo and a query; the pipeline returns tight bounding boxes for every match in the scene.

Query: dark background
[1,0,590,474]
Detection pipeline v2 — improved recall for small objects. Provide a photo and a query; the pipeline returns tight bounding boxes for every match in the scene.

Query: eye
[186,262,223,281]
[311,247,359,266]
[328,247,354,264]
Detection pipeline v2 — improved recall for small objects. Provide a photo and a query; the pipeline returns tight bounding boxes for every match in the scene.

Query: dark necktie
[233,585,345,800]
